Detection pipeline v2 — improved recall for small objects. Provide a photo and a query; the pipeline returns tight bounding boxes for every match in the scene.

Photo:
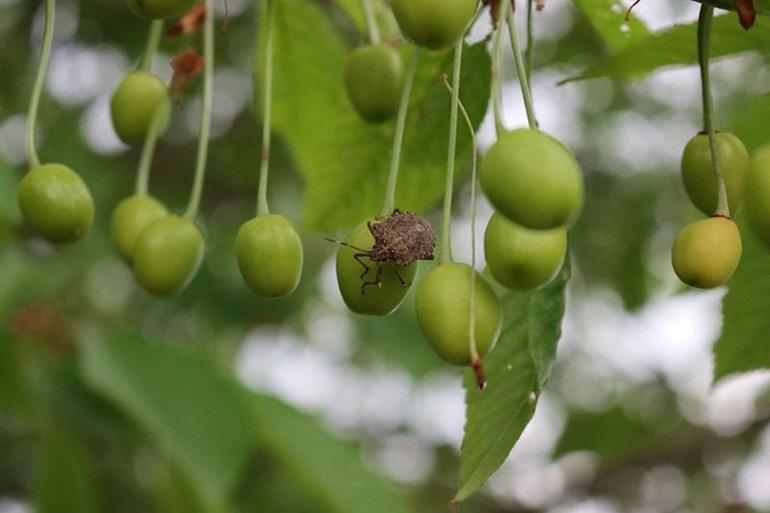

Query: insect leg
[393,267,411,288]
[354,253,371,279]
[361,264,384,295]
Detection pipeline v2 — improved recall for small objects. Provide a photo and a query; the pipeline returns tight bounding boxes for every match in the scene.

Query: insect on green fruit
[126,0,201,19]
[344,44,403,123]
[236,214,303,298]
[110,195,168,263]
[680,131,749,216]
[415,262,502,366]
[391,0,478,50]
[132,215,205,296]
[484,212,567,290]
[17,164,94,244]
[745,144,770,248]
[333,210,435,316]
[480,128,584,230]
[671,216,742,289]
[111,71,169,146]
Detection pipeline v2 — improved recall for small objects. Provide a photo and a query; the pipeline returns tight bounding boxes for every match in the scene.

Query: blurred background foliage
[1,0,770,512]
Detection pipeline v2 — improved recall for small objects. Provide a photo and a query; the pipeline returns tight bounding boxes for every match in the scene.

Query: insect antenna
[324,238,368,253]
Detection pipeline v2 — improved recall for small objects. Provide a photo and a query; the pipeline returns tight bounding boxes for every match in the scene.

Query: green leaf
[573,0,649,53]
[524,265,570,389]
[553,405,665,465]
[714,222,770,381]
[79,332,254,508]
[566,14,770,83]
[456,271,569,502]
[455,327,538,503]
[35,429,100,513]
[259,0,490,231]
[247,393,417,513]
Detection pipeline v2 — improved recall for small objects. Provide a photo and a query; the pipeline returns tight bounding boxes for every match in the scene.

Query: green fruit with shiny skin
[335,220,417,316]
[415,263,502,365]
[344,44,402,123]
[18,163,94,244]
[236,214,303,298]
[671,216,741,289]
[133,215,205,296]
[681,132,749,216]
[745,145,770,247]
[110,195,168,263]
[480,128,584,230]
[392,0,477,49]
[126,0,200,19]
[111,71,168,145]
[484,212,567,290]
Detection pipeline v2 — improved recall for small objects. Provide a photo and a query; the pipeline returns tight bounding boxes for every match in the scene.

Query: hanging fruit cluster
[15,0,770,386]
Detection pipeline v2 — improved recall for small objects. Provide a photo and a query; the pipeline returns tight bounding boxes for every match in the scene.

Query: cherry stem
[26,0,56,170]
[472,358,487,391]
[525,0,534,89]
[139,20,163,73]
[443,56,483,392]
[439,41,464,265]
[135,97,169,196]
[697,4,729,218]
[183,0,214,221]
[256,0,276,217]
[381,48,420,218]
[360,0,381,45]
[491,0,510,137]
[507,7,538,129]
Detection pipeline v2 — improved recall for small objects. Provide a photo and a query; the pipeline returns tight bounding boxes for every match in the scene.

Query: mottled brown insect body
[367,209,436,266]
[327,209,436,294]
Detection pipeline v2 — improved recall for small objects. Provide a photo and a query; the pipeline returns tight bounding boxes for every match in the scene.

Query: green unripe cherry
[17,163,94,244]
[236,214,303,298]
[745,145,770,248]
[132,215,205,296]
[126,0,200,19]
[671,216,742,289]
[391,0,477,50]
[344,44,402,123]
[110,195,168,263]
[480,128,584,230]
[681,132,749,216]
[484,212,567,290]
[335,220,417,316]
[111,71,168,145]
[415,263,502,365]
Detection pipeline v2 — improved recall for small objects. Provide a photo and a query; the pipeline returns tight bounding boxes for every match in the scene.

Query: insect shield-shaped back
[333,210,436,316]
[367,209,437,266]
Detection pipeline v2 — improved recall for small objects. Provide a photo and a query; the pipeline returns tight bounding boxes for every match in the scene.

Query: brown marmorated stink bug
[327,209,437,294]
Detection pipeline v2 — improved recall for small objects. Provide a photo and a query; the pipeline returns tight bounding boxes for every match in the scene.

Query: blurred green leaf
[35,429,100,513]
[248,393,416,513]
[456,271,568,501]
[731,94,770,151]
[258,0,490,231]
[714,223,770,381]
[573,0,649,53]
[553,405,662,465]
[566,14,770,83]
[80,332,254,508]
[0,332,31,417]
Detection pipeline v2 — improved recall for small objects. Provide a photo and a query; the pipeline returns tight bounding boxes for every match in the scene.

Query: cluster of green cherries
[19,0,303,301]
[113,0,303,299]
[672,132,770,289]
[339,0,583,370]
